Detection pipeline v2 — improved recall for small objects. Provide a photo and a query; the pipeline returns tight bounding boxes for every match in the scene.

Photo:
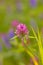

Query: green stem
[25,48,39,65]
[29,36,36,38]
[38,31,43,65]
[31,27,43,65]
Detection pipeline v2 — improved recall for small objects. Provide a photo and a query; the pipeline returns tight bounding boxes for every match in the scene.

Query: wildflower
[7,29,15,39]
[1,34,11,49]
[29,0,37,8]
[16,0,22,12]
[1,28,15,49]
[16,23,29,36]
[11,20,19,27]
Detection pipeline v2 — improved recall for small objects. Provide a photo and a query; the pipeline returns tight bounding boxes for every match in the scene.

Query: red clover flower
[16,23,29,36]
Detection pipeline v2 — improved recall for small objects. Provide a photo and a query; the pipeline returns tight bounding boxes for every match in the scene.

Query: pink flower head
[11,20,19,27]
[16,23,29,36]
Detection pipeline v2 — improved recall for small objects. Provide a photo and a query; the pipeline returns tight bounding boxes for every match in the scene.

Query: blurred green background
[0,0,43,33]
[0,0,43,65]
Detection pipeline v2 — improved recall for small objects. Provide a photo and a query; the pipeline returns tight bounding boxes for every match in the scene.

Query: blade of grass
[29,36,36,38]
[31,26,43,65]
[25,48,39,65]
[37,30,43,65]
[31,26,38,42]
[10,36,18,40]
